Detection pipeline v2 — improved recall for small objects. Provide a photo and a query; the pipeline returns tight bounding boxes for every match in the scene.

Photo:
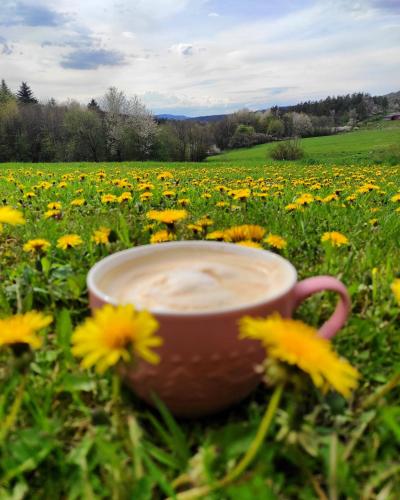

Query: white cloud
[1,0,399,114]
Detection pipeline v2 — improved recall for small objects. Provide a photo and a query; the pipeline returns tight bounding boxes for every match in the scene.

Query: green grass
[0,154,400,498]
[207,121,400,166]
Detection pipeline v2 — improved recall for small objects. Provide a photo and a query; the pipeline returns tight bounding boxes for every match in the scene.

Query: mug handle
[292,276,351,340]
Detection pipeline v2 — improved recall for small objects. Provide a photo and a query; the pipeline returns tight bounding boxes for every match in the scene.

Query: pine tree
[87,98,101,112]
[16,82,38,104]
[0,79,14,103]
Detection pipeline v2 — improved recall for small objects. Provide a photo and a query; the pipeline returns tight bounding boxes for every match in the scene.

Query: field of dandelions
[1,161,400,499]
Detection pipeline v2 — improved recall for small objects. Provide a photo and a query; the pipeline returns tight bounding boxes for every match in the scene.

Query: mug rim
[87,241,298,317]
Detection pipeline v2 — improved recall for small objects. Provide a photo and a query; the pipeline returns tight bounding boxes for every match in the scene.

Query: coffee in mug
[98,246,293,313]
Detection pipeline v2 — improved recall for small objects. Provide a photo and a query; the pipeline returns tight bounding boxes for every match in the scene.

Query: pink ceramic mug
[87,241,351,417]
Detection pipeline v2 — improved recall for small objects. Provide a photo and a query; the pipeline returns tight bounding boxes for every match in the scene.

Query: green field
[208,121,400,166]
[1,127,400,499]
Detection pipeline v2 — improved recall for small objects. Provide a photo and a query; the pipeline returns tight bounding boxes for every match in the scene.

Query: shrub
[270,139,304,160]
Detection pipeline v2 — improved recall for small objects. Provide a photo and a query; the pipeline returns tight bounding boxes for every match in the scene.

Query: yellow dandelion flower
[322,194,339,203]
[0,311,52,349]
[44,209,61,219]
[178,198,190,206]
[187,224,203,234]
[285,203,300,212]
[150,230,176,244]
[206,230,225,241]
[224,224,266,243]
[140,192,153,201]
[0,206,25,226]
[390,193,400,202]
[101,194,118,204]
[230,188,251,201]
[23,239,51,253]
[236,240,262,249]
[192,216,209,228]
[23,191,36,199]
[264,234,287,249]
[71,304,162,373]
[295,193,314,206]
[57,234,83,250]
[91,227,111,245]
[70,198,86,206]
[239,314,359,398]
[162,190,176,199]
[391,279,400,305]
[47,202,62,210]
[157,171,173,180]
[321,231,349,247]
[138,182,154,191]
[147,209,188,225]
[118,192,132,203]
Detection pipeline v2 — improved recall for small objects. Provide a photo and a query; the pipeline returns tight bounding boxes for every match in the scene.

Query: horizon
[1,0,400,116]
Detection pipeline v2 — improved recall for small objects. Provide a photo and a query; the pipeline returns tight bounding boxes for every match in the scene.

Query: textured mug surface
[87,241,351,417]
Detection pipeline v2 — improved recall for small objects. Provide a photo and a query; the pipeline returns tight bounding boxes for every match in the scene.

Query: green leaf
[149,394,190,469]
[117,214,130,245]
[60,374,96,393]
[142,452,176,499]
[56,308,73,362]
[40,256,51,277]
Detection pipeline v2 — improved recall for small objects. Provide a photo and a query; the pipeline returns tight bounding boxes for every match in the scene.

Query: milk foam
[100,248,292,313]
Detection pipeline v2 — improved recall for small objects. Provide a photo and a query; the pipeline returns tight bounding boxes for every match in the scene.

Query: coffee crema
[99,247,292,313]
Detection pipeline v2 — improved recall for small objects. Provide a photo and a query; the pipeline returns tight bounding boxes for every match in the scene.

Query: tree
[0,80,14,103]
[63,103,105,162]
[100,87,157,160]
[291,112,314,137]
[267,118,284,138]
[88,98,101,113]
[0,99,19,161]
[16,82,38,104]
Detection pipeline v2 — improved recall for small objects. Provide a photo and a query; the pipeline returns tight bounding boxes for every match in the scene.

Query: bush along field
[1,162,400,499]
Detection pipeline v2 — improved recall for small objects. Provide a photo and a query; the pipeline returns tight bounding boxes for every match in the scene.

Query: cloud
[0,1,69,27]
[169,43,206,56]
[208,12,219,17]
[0,36,13,55]
[169,43,194,56]
[1,0,399,115]
[60,48,126,70]
[370,0,400,12]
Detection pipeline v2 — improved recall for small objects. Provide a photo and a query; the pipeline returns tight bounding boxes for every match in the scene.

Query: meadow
[1,127,400,499]
[209,121,400,166]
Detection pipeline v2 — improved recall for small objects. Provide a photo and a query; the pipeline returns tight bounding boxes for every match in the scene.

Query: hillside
[207,121,400,166]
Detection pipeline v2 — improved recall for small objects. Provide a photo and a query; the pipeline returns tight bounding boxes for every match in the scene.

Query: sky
[0,0,399,116]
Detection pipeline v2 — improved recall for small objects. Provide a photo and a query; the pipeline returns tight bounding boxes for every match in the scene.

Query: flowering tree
[100,87,157,160]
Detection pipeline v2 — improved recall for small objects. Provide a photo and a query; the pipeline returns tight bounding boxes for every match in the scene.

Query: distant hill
[156,113,228,122]
[156,114,190,120]
[156,90,400,124]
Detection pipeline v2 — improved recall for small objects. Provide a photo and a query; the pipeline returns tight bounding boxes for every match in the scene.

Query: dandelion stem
[173,384,284,500]
[219,383,284,486]
[111,372,123,433]
[112,372,121,407]
[0,374,27,444]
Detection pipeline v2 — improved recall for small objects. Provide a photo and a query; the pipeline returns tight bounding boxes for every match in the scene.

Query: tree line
[0,80,393,163]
